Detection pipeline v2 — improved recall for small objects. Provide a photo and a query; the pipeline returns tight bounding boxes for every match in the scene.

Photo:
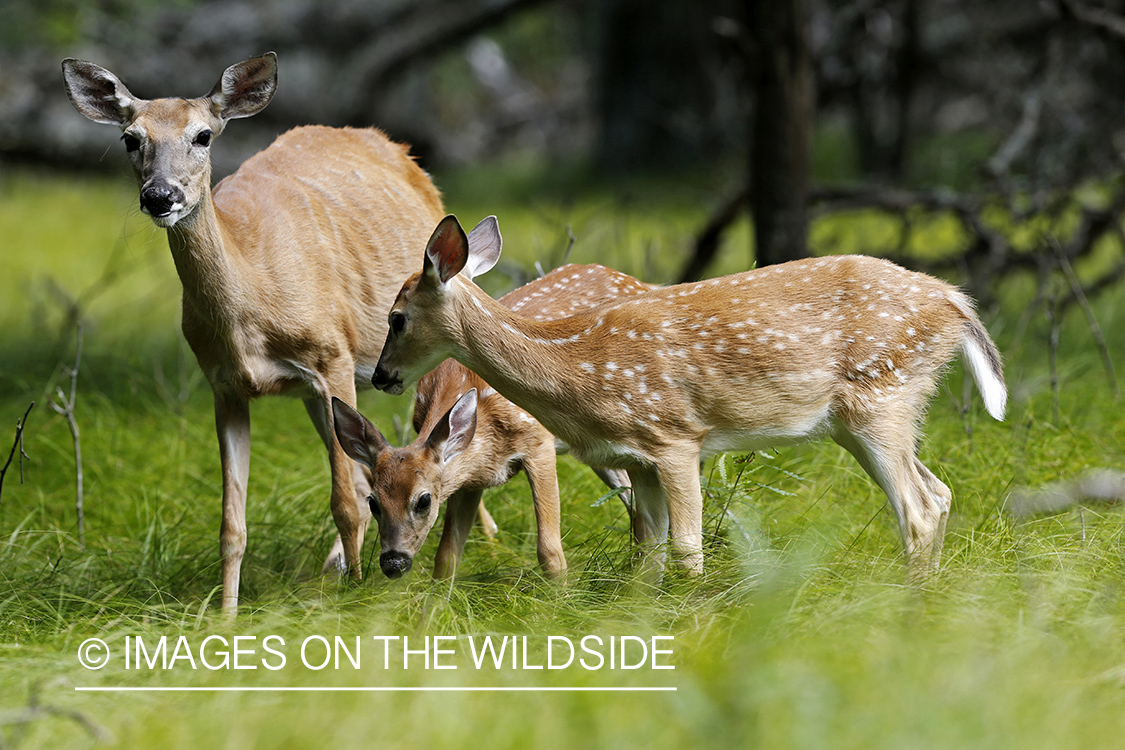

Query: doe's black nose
[140,183,183,217]
[372,364,393,389]
[380,550,413,578]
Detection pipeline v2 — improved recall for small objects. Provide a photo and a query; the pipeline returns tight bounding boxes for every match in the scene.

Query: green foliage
[0,0,198,50]
[1,171,1124,749]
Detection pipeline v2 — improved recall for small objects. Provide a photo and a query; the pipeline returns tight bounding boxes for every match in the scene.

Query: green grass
[1,168,1124,749]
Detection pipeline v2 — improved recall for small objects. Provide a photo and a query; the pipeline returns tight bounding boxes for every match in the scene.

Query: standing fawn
[373,215,1007,578]
[332,251,647,579]
[62,53,445,611]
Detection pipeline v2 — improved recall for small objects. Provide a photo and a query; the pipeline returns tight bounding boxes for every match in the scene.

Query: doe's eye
[415,492,432,515]
[367,494,381,517]
[193,129,212,147]
[121,133,140,152]
[389,311,406,335]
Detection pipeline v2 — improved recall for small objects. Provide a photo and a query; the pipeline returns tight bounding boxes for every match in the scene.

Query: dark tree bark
[890,0,920,177]
[746,0,813,266]
[845,0,919,180]
[593,0,733,173]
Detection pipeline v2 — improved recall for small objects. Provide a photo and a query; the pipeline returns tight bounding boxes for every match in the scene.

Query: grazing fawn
[332,249,647,579]
[373,215,1007,578]
[62,53,444,610]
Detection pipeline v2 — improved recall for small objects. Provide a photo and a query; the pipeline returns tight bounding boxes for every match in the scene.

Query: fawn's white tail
[950,293,1007,420]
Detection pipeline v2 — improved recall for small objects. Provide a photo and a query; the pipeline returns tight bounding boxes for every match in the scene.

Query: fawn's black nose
[380,550,413,578]
[140,182,183,217]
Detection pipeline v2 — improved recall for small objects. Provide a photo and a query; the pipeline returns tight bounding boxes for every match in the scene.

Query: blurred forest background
[2,8,1125,746]
[3,0,1125,303]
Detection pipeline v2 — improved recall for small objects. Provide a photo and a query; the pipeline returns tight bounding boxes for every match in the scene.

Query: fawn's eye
[121,133,140,152]
[389,311,406,335]
[193,129,212,147]
[367,494,381,518]
[414,492,432,515]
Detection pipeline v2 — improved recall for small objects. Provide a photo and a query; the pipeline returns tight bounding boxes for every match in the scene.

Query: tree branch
[1057,0,1125,41]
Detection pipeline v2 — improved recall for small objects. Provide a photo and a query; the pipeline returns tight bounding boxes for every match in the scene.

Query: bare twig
[1049,235,1121,399]
[940,378,974,441]
[1045,291,1062,424]
[50,324,85,546]
[560,223,577,268]
[0,402,35,502]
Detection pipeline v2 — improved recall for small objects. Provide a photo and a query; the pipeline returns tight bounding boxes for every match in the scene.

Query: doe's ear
[332,397,390,467]
[423,215,470,286]
[463,216,502,280]
[208,52,277,123]
[424,389,478,465]
[61,59,141,126]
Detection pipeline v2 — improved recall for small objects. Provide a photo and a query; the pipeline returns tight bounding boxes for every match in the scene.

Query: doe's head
[331,390,478,578]
[61,53,277,228]
[372,214,502,395]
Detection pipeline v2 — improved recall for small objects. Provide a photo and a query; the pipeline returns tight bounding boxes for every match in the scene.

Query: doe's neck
[165,186,247,324]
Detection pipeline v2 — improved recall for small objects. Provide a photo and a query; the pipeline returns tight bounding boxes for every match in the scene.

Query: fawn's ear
[207,52,277,124]
[332,397,390,467]
[62,59,143,127]
[423,215,469,286]
[463,216,502,280]
[423,389,478,465]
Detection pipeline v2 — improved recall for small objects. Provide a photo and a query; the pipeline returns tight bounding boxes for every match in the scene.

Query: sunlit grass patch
[0,170,1123,749]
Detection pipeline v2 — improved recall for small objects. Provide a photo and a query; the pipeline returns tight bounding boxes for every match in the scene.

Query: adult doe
[62,53,444,610]
[373,215,1007,579]
[332,254,647,579]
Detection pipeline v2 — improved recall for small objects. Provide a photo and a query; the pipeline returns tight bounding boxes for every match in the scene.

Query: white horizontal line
[75,686,676,693]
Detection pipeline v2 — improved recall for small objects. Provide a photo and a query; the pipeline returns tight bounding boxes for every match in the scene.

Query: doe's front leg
[215,391,251,613]
[328,420,367,580]
[305,375,368,583]
[317,456,373,576]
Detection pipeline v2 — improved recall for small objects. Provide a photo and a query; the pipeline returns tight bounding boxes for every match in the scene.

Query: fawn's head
[331,391,477,578]
[62,53,277,228]
[373,215,502,395]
